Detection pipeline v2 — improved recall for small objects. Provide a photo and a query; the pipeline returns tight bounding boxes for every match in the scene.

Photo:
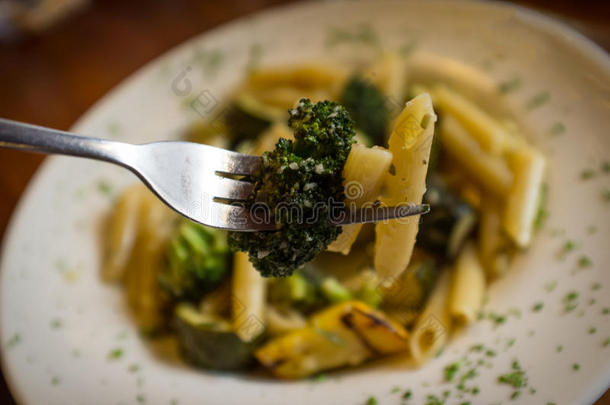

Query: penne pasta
[124,187,176,332]
[434,85,511,155]
[375,94,437,281]
[448,243,486,325]
[440,114,513,197]
[409,270,451,364]
[232,252,267,342]
[364,52,407,112]
[328,144,393,254]
[503,146,546,248]
[478,201,513,279]
[103,184,147,283]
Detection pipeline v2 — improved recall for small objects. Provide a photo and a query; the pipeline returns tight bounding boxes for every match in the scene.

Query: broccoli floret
[340,75,390,146]
[228,99,356,277]
[159,220,232,301]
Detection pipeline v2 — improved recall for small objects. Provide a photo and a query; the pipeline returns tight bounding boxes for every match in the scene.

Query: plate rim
[1,0,609,403]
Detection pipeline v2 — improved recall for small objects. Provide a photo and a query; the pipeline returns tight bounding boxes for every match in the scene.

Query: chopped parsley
[402,390,412,399]
[526,91,550,110]
[545,281,557,292]
[50,318,63,329]
[445,361,462,382]
[580,169,596,180]
[498,360,528,388]
[107,348,124,360]
[128,364,140,373]
[578,255,593,268]
[365,396,378,405]
[604,338,610,347]
[592,282,602,291]
[550,122,565,136]
[534,183,549,230]
[603,307,610,315]
[602,161,610,174]
[589,327,597,334]
[96,180,113,196]
[563,291,579,313]
[498,77,522,94]
[532,302,544,312]
[425,394,444,405]
[572,363,580,371]
[6,333,21,348]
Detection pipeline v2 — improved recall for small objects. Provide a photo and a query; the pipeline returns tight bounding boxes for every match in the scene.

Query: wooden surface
[0,0,608,403]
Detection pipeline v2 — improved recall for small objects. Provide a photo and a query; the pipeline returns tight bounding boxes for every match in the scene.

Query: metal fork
[0,118,429,231]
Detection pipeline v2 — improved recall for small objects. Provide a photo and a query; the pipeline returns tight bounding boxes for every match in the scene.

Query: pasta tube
[434,85,510,155]
[409,270,451,364]
[449,243,486,325]
[478,201,513,279]
[440,115,513,197]
[232,252,266,342]
[503,146,546,248]
[375,94,437,281]
[328,144,393,254]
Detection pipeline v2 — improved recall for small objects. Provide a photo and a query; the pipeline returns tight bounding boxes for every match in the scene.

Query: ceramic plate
[1,1,609,404]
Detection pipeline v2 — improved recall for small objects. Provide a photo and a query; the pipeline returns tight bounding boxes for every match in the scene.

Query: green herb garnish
[107,348,124,360]
[550,122,565,136]
[526,91,550,110]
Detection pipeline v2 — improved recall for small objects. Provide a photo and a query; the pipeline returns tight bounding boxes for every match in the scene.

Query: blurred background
[0,0,608,403]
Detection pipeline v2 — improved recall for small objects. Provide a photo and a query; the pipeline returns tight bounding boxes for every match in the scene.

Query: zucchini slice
[174,303,261,371]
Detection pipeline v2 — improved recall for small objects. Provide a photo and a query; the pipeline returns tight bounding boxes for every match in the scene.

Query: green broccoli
[340,75,390,146]
[159,220,232,301]
[228,99,356,277]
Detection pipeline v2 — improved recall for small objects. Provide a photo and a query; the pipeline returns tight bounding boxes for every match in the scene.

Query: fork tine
[213,177,254,200]
[203,202,277,231]
[218,151,261,176]
[330,204,430,226]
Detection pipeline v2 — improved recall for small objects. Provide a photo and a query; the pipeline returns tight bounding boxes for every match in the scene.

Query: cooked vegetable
[173,303,261,370]
[327,144,393,255]
[229,98,356,277]
[225,92,284,144]
[255,301,409,378]
[374,94,437,280]
[320,277,353,303]
[159,220,232,301]
[340,75,390,146]
[419,175,478,260]
[268,270,320,312]
[232,252,266,342]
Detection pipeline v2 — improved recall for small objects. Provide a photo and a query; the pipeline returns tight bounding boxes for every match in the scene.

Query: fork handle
[0,118,134,169]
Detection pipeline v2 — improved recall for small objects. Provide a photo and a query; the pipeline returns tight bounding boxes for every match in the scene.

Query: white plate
[1,1,609,404]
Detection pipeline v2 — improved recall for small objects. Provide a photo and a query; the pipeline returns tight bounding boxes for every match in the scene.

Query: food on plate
[103,54,546,378]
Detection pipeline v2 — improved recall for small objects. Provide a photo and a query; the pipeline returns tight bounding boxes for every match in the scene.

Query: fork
[0,118,429,231]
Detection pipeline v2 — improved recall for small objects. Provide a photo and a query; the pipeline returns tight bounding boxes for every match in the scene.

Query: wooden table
[0,1,608,403]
